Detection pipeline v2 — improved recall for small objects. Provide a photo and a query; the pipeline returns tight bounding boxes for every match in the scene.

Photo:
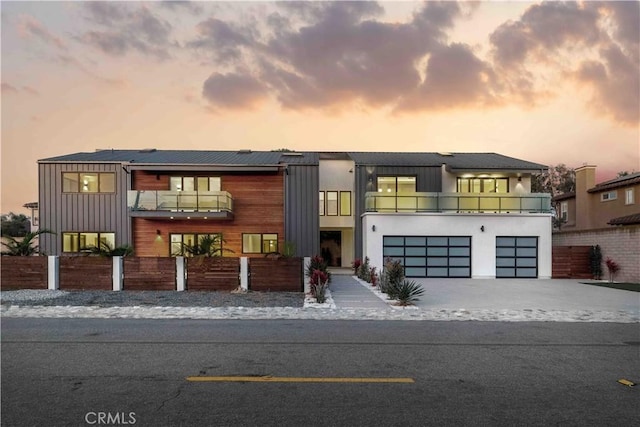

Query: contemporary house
[38,150,552,278]
[552,166,640,282]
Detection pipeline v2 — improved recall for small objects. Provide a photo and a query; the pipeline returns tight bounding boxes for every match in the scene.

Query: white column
[240,257,249,291]
[176,256,186,291]
[47,255,59,290]
[303,256,311,294]
[112,256,123,291]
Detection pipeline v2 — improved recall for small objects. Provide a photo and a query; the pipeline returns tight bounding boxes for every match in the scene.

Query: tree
[1,229,54,256]
[1,212,30,237]
[531,164,575,196]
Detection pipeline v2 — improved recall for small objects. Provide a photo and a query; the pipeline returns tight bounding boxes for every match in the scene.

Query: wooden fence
[60,257,112,290]
[0,257,48,290]
[187,258,239,291]
[249,258,303,291]
[552,246,592,279]
[123,257,176,290]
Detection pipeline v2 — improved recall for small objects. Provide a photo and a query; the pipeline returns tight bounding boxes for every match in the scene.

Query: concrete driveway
[409,278,639,313]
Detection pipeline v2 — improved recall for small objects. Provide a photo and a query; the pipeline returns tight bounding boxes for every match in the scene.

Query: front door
[320,231,342,267]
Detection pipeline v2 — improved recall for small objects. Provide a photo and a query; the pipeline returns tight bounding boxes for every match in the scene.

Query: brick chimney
[575,165,596,229]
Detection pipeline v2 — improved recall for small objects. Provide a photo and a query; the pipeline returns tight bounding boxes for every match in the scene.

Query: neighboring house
[38,150,552,278]
[23,202,39,232]
[552,165,640,282]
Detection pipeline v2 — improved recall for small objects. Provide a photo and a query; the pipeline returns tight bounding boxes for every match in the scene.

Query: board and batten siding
[353,165,442,260]
[285,164,319,258]
[38,162,130,255]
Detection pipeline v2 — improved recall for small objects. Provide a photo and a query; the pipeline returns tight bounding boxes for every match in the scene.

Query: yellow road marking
[186,376,414,383]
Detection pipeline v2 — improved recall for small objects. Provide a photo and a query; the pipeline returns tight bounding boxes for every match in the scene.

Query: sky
[1,0,639,215]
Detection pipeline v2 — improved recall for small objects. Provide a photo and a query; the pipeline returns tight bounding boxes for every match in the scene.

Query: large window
[62,232,115,252]
[377,176,416,193]
[319,191,351,216]
[170,176,221,191]
[63,172,115,193]
[457,178,509,193]
[170,233,222,256]
[242,233,278,254]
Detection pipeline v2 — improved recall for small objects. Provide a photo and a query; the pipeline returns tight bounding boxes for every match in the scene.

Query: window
[626,188,635,205]
[62,172,115,193]
[242,233,278,254]
[601,191,617,201]
[170,233,222,256]
[560,202,568,221]
[319,191,325,216]
[326,191,338,216]
[340,191,351,216]
[457,178,509,193]
[171,176,220,191]
[377,176,416,193]
[62,232,115,252]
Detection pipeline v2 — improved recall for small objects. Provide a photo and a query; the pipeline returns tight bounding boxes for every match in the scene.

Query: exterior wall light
[372,225,376,232]
[480,225,485,232]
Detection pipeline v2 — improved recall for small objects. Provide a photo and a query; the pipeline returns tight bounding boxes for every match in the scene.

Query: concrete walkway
[329,272,390,310]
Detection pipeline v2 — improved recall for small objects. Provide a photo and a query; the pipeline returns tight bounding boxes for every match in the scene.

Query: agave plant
[82,241,134,257]
[395,280,425,306]
[1,229,54,256]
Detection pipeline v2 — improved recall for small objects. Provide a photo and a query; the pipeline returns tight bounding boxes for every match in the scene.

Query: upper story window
[601,191,617,202]
[63,172,115,193]
[170,176,221,192]
[560,201,568,221]
[457,178,509,193]
[377,176,416,193]
[63,232,115,252]
[319,191,351,216]
[625,188,635,205]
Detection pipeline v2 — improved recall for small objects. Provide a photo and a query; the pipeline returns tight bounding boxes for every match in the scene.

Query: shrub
[605,258,620,283]
[589,245,603,280]
[357,257,371,282]
[370,267,378,286]
[395,280,425,306]
[310,269,329,303]
[306,255,331,283]
[379,258,404,298]
[351,258,362,275]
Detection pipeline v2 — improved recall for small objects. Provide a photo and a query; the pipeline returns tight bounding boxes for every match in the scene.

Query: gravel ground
[0,290,304,308]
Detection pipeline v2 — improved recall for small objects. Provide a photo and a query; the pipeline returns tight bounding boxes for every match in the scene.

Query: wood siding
[249,258,303,291]
[186,257,239,291]
[552,246,592,279]
[1,257,48,290]
[131,171,285,257]
[123,257,176,290]
[38,162,130,255]
[59,257,112,290]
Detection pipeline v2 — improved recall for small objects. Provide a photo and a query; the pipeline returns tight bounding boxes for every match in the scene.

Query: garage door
[383,236,471,278]
[496,236,538,278]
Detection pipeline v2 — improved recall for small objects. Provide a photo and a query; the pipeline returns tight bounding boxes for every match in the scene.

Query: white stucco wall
[362,213,552,278]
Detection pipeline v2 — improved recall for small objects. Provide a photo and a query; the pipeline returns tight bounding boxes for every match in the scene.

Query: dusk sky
[2,1,639,215]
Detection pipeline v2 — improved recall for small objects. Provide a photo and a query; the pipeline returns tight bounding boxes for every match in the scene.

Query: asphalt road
[2,319,639,426]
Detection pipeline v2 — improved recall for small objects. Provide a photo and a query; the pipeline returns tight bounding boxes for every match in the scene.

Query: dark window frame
[169,232,223,257]
[495,236,538,278]
[241,233,279,254]
[62,231,116,253]
[62,172,116,194]
[456,177,509,193]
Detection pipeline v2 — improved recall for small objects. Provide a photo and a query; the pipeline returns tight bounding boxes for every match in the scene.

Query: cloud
[187,18,254,63]
[158,1,204,15]
[202,72,268,109]
[489,1,638,125]
[1,83,40,96]
[1,83,19,94]
[17,15,67,50]
[80,3,173,60]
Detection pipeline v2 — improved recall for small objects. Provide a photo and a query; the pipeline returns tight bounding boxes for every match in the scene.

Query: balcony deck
[365,192,551,214]
[127,190,234,219]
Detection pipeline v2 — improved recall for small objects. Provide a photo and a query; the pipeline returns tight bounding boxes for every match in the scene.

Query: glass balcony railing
[127,190,233,213]
[365,192,551,213]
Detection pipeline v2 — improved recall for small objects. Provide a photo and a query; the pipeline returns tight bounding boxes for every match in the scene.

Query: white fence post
[47,255,59,290]
[240,257,249,291]
[112,256,123,291]
[176,256,186,291]
[303,256,311,294]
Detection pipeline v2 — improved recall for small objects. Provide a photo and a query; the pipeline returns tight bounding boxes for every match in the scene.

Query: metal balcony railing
[365,192,551,213]
[127,190,233,213]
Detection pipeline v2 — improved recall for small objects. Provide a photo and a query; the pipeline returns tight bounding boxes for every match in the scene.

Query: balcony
[365,192,551,214]
[127,190,234,219]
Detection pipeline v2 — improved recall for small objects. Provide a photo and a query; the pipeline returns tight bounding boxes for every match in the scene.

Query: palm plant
[174,234,231,257]
[83,241,134,257]
[1,229,54,256]
[395,280,425,306]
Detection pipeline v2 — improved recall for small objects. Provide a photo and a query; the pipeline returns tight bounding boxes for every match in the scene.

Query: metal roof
[39,150,544,170]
